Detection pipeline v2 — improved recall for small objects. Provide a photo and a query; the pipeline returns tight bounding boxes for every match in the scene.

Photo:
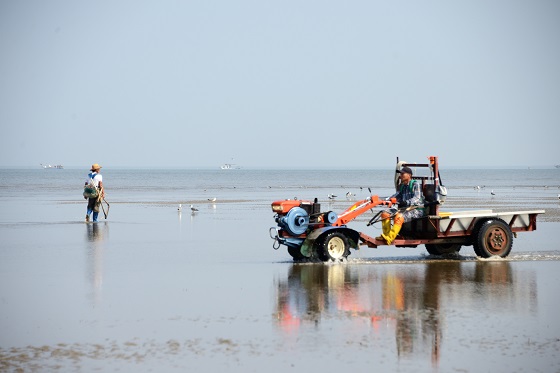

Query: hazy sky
[1,0,559,169]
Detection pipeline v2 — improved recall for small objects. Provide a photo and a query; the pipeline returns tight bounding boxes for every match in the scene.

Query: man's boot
[382,214,404,245]
[375,212,391,241]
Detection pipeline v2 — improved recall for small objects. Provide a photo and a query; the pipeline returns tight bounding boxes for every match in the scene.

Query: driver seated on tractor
[376,166,424,244]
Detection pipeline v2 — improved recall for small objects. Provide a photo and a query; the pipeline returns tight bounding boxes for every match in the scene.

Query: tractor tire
[473,219,513,258]
[318,232,350,262]
[288,247,305,261]
[425,243,462,256]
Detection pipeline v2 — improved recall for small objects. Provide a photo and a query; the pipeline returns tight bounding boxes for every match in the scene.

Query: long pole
[97,187,110,219]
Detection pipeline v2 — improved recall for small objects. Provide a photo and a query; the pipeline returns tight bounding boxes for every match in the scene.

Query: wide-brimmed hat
[399,166,413,175]
[90,163,102,171]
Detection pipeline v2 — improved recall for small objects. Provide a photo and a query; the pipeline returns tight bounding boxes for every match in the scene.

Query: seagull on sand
[207,197,217,202]
[177,204,182,211]
[491,190,496,196]
[328,193,337,200]
[190,205,199,212]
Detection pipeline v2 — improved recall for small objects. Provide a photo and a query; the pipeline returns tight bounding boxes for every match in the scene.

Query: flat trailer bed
[358,209,544,257]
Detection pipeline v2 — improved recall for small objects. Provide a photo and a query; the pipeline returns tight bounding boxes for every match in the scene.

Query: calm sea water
[1,166,559,205]
[1,167,559,372]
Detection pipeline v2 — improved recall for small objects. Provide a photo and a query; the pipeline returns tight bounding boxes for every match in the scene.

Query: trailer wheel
[425,243,462,256]
[319,232,350,262]
[288,247,305,261]
[474,219,513,258]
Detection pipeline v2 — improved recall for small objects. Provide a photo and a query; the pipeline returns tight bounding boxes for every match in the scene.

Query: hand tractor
[269,156,544,261]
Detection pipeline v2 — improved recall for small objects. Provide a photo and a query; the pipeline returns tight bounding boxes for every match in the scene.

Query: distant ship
[40,164,63,169]
[220,163,239,170]
[221,158,240,169]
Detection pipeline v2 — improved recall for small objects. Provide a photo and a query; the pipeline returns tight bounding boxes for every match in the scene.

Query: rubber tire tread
[473,218,513,258]
[288,247,305,261]
[318,232,350,262]
[425,243,462,256]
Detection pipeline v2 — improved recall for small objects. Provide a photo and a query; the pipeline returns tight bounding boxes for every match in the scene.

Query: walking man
[84,164,104,222]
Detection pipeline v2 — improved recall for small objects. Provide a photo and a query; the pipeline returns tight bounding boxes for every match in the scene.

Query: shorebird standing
[190,204,199,212]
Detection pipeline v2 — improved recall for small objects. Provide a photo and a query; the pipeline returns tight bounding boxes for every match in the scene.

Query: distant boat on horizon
[40,164,63,169]
[220,163,240,170]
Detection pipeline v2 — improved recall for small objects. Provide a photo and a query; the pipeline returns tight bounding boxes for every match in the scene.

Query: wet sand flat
[1,168,559,372]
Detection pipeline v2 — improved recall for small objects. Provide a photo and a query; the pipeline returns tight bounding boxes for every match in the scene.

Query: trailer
[269,156,545,261]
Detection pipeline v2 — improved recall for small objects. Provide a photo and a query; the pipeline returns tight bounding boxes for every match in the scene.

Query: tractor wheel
[318,232,350,262]
[473,219,513,258]
[425,243,462,256]
[288,247,305,261]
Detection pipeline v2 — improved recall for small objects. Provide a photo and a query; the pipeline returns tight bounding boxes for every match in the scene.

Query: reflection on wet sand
[274,260,537,366]
[85,223,108,306]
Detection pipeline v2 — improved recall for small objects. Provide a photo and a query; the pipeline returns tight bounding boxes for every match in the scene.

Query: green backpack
[83,179,99,199]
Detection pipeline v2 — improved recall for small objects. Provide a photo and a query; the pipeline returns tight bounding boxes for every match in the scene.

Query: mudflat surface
[1,168,559,372]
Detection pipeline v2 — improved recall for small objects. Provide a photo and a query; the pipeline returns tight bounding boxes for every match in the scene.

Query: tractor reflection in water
[274,260,535,365]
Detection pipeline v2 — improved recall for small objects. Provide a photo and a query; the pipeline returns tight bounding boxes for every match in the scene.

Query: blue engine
[276,206,338,236]
[271,200,340,252]
[278,207,309,236]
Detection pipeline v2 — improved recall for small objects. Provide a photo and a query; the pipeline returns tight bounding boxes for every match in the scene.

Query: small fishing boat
[220,163,239,170]
[41,164,64,169]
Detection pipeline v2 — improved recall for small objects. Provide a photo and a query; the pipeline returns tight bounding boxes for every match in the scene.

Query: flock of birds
[327,191,356,200]
[177,197,217,214]
[473,185,496,195]
[326,186,499,201]
[177,184,560,215]
[475,185,560,199]
[324,185,560,202]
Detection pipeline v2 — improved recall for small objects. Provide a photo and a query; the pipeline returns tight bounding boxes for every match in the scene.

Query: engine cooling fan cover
[279,207,309,235]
